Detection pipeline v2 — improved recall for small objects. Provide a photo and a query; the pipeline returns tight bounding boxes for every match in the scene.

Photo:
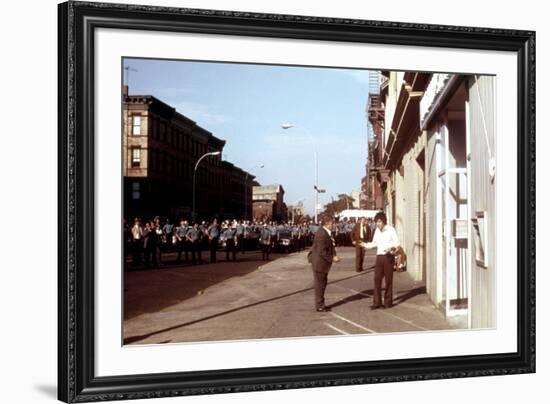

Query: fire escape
[366,79,388,210]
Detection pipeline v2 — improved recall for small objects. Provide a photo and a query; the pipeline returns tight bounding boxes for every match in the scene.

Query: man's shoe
[355,268,363,272]
[316,306,331,312]
[370,305,382,310]
[384,304,394,309]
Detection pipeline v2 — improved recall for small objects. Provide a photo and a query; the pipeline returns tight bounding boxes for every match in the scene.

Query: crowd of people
[123,216,378,269]
[124,211,402,313]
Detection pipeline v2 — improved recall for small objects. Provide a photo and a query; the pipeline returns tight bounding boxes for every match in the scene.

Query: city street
[123,247,457,345]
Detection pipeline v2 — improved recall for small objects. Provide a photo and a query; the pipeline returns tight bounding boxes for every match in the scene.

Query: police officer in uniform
[259,223,272,261]
[236,220,245,254]
[207,218,220,263]
[224,222,238,261]
[186,222,203,264]
[175,220,189,263]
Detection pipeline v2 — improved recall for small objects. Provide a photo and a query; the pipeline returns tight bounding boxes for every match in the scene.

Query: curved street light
[192,151,221,221]
[280,123,323,224]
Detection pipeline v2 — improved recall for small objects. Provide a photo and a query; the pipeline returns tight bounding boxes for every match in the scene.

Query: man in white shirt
[364,212,400,309]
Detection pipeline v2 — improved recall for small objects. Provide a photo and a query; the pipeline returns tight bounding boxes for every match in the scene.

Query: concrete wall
[467,75,496,328]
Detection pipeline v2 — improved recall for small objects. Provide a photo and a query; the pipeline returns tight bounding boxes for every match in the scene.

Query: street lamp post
[192,151,221,221]
[281,124,325,223]
[244,164,264,220]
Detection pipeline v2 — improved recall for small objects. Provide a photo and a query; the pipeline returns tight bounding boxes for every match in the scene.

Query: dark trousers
[260,243,271,260]
[209,237,218,263]
[131,239,143,265]
[374,254,395,307]
[144,244,158,268]
[226,239,237,261]
[237,235,245,253]
[176,240,189,262]
[190,241,202,264]
[355,245,365,272]
[312,270,328,309]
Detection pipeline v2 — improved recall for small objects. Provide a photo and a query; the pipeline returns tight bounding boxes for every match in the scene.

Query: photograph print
[122,58,496,346]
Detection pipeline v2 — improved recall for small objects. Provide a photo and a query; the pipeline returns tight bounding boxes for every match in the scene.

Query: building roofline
[124,93,226,149]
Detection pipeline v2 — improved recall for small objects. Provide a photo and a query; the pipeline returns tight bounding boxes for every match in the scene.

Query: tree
[321,194,355,218]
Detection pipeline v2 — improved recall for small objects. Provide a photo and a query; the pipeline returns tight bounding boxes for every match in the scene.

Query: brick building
[252,184,287,222]
[123,86,257,221]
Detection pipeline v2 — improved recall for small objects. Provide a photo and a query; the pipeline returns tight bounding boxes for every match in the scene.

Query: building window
[131,148,141,167]
[132,115,141,136]
[472,211,488,268]
[131,181,140,200]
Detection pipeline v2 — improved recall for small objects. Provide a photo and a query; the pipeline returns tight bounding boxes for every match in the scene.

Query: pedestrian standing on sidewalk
[351,217,372,272]
[364,212,400,309]
[309,215,340,312]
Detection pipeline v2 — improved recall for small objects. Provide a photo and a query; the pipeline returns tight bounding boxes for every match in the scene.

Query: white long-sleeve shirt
[365,225,400,255]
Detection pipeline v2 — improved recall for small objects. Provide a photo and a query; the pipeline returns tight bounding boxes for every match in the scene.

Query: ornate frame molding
[58,1,535,402]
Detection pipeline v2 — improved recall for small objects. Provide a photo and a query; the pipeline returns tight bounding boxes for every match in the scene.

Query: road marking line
[331,285,429,331]
[329,312,376,333]
[324,322,349,335]
[348,287,372,297]
[378,310,430,331]
[330,284,372,298]
[264,272,285,281]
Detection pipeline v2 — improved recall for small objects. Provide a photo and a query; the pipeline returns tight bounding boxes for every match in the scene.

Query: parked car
[274,230,296,253]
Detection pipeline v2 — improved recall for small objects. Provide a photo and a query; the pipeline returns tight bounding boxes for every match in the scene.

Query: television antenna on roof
[123,65,138,88]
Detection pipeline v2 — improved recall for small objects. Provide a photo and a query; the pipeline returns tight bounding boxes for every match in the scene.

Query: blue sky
[124,58,373,215]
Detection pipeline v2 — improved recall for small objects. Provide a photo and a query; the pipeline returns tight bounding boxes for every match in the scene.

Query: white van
[338,209,380,221]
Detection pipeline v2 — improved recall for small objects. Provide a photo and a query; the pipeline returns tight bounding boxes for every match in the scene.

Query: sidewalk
[123,247,454,345]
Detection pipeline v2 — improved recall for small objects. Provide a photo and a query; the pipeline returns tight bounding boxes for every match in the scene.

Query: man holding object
[310,216,340,312]
[351,217,372,272]
[364,212,400,309]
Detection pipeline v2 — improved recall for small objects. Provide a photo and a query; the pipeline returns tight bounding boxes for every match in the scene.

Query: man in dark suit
[310,216,340,312]
[351,217,372,272]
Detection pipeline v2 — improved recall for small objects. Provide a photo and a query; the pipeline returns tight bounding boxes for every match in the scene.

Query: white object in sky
[281,124,294,129]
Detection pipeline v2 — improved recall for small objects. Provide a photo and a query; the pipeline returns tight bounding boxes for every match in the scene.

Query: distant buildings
[287,201,305,224]
[122,86,258,221]
[349,190,361,209]
[252,184,288,222]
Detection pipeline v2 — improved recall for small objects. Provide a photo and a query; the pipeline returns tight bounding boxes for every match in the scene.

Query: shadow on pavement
[393,285,427,305]
[327,277,427,310]
[123,270,371,345]
[124,251,279,321]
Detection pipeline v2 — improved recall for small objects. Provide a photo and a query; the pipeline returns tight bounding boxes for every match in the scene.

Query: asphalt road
[123,247,454,345]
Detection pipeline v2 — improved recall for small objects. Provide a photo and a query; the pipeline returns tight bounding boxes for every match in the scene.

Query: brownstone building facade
[252,184,287,222]
[123,87,256,221]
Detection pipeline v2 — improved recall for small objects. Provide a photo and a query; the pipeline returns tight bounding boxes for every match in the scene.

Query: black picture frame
[58,1,536,402]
